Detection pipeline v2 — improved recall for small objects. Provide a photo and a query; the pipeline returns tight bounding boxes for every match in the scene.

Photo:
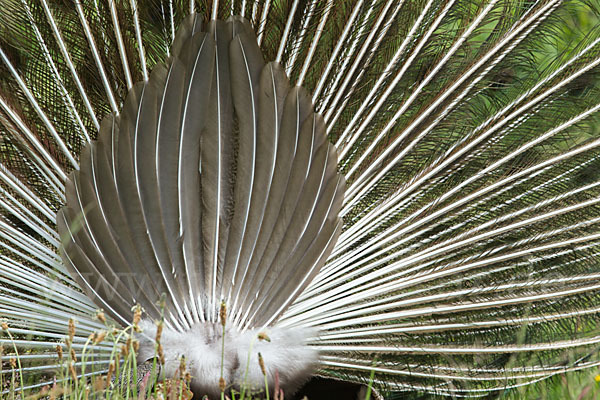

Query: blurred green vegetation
[500,367,600,399]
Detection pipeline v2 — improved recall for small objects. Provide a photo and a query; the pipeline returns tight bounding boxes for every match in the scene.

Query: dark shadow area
[291,377,372,400]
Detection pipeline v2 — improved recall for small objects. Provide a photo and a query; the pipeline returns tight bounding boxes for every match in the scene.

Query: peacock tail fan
[0,0,600,398]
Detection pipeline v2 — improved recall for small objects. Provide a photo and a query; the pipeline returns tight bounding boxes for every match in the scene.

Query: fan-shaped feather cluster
[1,0,600,398]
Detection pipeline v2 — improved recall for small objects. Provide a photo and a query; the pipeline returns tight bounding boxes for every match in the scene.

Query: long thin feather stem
[296,0,333,87]
[285,0,317,77]
[344,0,561,205]
[129,0,148,81]
[0,97,67,183]
[74,0,119,114]
[0,47,79,168]
[312,0,365,102]
[109,0,134,90]
[19,0,91,144]
[275,0,299,64]
[256,0,272,45]
[40,0,100,131]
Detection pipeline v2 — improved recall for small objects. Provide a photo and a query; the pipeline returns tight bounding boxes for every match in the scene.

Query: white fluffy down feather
[137,319,318,397]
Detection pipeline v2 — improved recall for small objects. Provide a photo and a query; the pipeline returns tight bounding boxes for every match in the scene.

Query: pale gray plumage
[57,16,343,395]
[2,1,600,399]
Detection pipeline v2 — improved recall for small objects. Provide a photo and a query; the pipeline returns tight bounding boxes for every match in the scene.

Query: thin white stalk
[20,0,91,143]
[276,0,300,63]
[74,0,120,114]
[343,1,560,205]
[109,0,134,90]
[341,33,600,239]
[0,221,59,263]
[170,0,175,41]
[296,272,600,326]
[129,0,148,81]
[316,15,365,113]
[333,0,443,150]
[0,194,58,246]
[321,355,600,376]
[297,0,334,86]
[314,302,600,338]
[212,0,219,20]
[313,332,600,353]
[292,227,600,324]
[285,0,318,77]
[0,145,64,200]
[0,239,68,281]
[0,97,67,183]
[320,358,600,381]
[241,0,247,17]
[338,0,496,160]
[312,0,365,101]
[0,262,95,312]
[251,0,259,26]
[292,219,600,325]
[322,0,402,118]
[0,165,55,220]
[0,47,78,168]
[330,98,600,277]
[320,176,600,295]
[316,280,600,330]
[337,56,600,256]
[257,0,272,45]
[159,1,169,57]
[0,256,97,305]
[40,0,100,131]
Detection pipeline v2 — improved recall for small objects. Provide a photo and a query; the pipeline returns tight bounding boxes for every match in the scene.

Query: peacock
[1,0,600,398]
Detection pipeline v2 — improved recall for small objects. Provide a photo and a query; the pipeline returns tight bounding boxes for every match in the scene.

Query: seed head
[94,330,107,344]
[257,331,271,342]
[93,375,107,391]
[106,361,115,383]
[219,377,226,392]
[132,305,142,331]
[157,343,165,365]
[179,355,187,373]
[132,339,139,353]
[96,311,106,324]
[1,321,8,331]
[219,301,227,327]
[120,343,129,357]
[258,352,266,376]
[155,320,164,343]
[9,357,16,369]
[56,345,63,361]
[69,362,77,382]
[70,348,77,362]
[68,318,76,342]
